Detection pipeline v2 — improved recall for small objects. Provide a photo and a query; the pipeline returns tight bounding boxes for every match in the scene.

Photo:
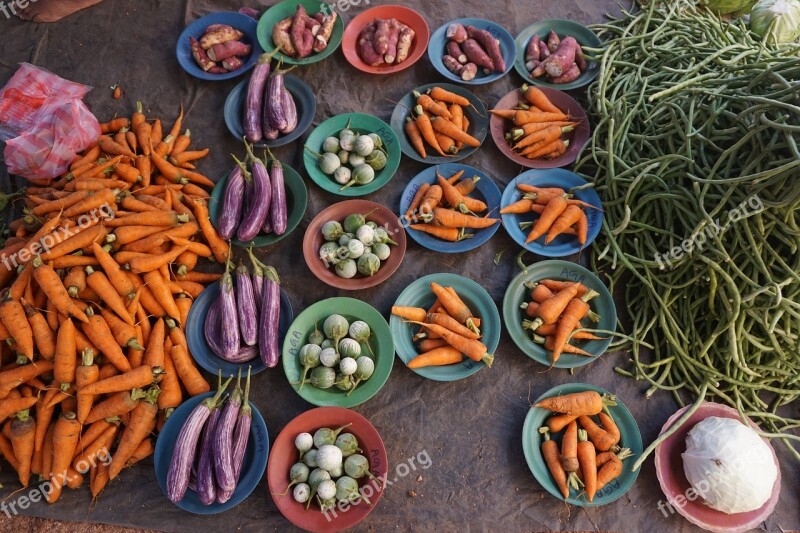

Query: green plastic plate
[303,112,401,197]
[256,0,344,65]
[502,260,615,368]
[282,297,394,408]
[522,383,643,506]
[390,273,500,381]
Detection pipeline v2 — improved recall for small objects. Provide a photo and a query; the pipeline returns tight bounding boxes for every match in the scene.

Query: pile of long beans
[575,0,800,459]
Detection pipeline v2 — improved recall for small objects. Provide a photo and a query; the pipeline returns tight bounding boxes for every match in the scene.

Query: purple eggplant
[231,368,252,483]
[219,269,240,358]
[244,53,273,143]
[237,143,272,242]
[265,71,289,133]
[268,156,287,235]
[279,87,297,134]
[247,247,265,310]
[214,375,243,496]
[205,300,258,362]
[166,379,231,503]
[196,403,221,505]
[258,266,281,367]
[216,158,248,240]
[235,262,258,346]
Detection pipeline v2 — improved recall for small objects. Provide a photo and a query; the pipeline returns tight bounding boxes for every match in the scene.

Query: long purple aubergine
[219,270,240,358]
[205,300,258,362]
[265,71,289,133]
[196,404,221,505]
[246,247,265,309]
[237,146,271,242]
[231,369,252,483]
[280,88,297,134]
[216,161,246,240]
[235,262,258,346]
[268,158,287,235]
[166,380,231,503]
[244,54,272,143]
[214,378,242,496]
[258,266,281,367]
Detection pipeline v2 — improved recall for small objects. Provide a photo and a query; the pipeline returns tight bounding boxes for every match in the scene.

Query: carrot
[0,293,34,360]
[576,210,588,246]
[141,318,165,370]
[170,148,209,166]
[430,87,470,107]
[85,267,133,325]
[427,313,479,340]
[39,225,107,263]
[31,190,90,217]
[135,117,152,157]
[546,413,578,433]
[125,437,154,467]
[432,208,498,229]
[0,360,53,391]
[118,222,199,253]
[61,188,116,219]
[537,279,589,296]
[79,364,161,398]
[120,194,159,212]
[520,84,563,114]
[186,198,228,263]
[82,309,131,373]
[174,271,223,283]
[430,117,480,147]
[126,245,188,275]
[112,225,165,246]
[550,293,594,363]
[434,133,456,154]
[0,397,34,422]
[445,170,465,185]
[158,348,182,411]
[577,429,598,502]
[99,117,130,134]
[429,282,475,330]
[84,390,143,426]
[540,427,569,499]
[418,338,449,352]
[523,138,569,159]
[407,223,464,241]
[46,411,81,503]
[72,424,117,472]
[127,276,166,318]
[542,335,593,356]
[534,323,602,340]
[511,110,568,126]
[52,319,77,390]
[595,452,624,488]
[578,415,617,452]
[71,145,102,169]
[535,390,615,416]
[525,195,568,243]
[413,108,445,156]
[391,306,427,322]
[75,350,100,423]
[97,136,135,158]
[408,321,492,366]
[0,431,19,471]
[167,237,211,258]
[449,104,465,149]
[437,173,471,213]
[90,243,134,299]
[408,346,463,368]
[416,92,453,118]
[165,104,184,154]
[143,271,181,321]
[561,420,580,473]
[418,184,443,216]
[9,409,35,486]
[169,344,210,396]
[545,204,583,244]
[500,198,535,214]
[598,410,621,446]
[513,125,570,151]
[104,210,188,228]
[108,387,158,480]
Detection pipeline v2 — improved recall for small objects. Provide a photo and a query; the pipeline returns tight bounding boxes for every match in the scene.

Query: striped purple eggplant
[243,53,272,143]
[214,378,243,496]
[216,160,247,240]
[196,404,221,505]
[268,158,287,235]
[237,144,272,242]
[246,247,265,308]
[166,380,231,503]
[258,266,281,367]
[235,262,258,346]
[205,300,258,362]
[231,369,252,483]
[219,270,240,358]
[266,72,289,133]
[280,88,297,134]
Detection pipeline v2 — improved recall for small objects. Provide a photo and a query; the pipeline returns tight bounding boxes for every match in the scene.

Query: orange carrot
[46,411,81,503]
[0,396,38,422]
[513,125,570,150]
[72,423,117,472]
[418,184,443,216]
[437,173,471,213]
[561,420,579,474]
[500,198,535,214]
[39,226,107,263]
[525,195,568,243]
[598,410,621,446]
[125,438,154,467]
[449,104,465,149]
[416,92,453,118]
[577,429,598,502]
[578,415,617,452]
[78,365,161,397]
[158,349,182,411]
[414,108,445,156]
[0,293,34,360]
[9,409,35,486]
[510,110,568,126]
[97,136,135,158]
[407,346,463,368]
[418,338,449,352]
[432,208,498,229]
[108,387,158,480]
[521,85,563,114]
[143,318,165,369]
[174,271,222,283]
[596,450,627,487]
[545,204,583,244]
[85,266,134,324]
[427,313,479,339]
[408,321,492,366]
[71,145,102,169]
[391,306,427,322]
[127,245,188,274]
[540,428,569,499]
[523,138,569,159]
[81,308,131,373]
[84,389,144,426]
[550,293,594,363]
[104,210,187,228]
[534,390,614,416]
[429,282,474,328]
[430,87,470,106]
[143,271,181,321]
[576,210,588,245]
[408,224,464,242]
[546,413,578,433]
[168,343,210,396]
[75,350,100,424]
[430,117,480,147]
[185,198,228,263]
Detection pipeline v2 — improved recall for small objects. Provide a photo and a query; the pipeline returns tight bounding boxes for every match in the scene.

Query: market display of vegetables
[243,52,299,144]
[317,211,399,279]
[294,315,376,395]
[357,17,416,67]
[442,22,505,80]
[403,86,480,158]
[523,30,587,84]
[271,5,338,59]
[190,24,253,73]
[306,122,389,191]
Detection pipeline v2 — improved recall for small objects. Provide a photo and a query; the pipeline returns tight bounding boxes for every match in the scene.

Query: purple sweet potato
[358,22,383,66]
[442,55,464,75]
[396,24,415,63]
[446,23,467,43]
[314,12,338,53]
[525,34,540,62]
[466,26,505,72]
[384,19,401,63]
[222,57,244,71]
[200,26,243,49]
[190,36,216,71]
[546,30,560,53]
[541,36,579,78]
[461,62,478,81]
[207,40,252,62]
[205,24,234,33]
[538,40,550,59]
[272,17,297,57]
[550,63,580,84]
[462,38,494,71]
[290,5,315,58]
[446,41,467,64]
[374,18,391,54]
[305,17,321,35]
[208,66,227,74]
[525,59,540,72]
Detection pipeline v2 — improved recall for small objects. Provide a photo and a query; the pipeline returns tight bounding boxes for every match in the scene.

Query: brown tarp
[0,0,797,531]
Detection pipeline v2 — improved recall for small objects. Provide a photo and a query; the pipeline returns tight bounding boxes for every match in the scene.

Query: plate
[341,5,430,74]
[501,169,603,257]
[522,383,643,506]
[223,75,316,148]
[390,82,488,164]
[303,112,401,197]
[185,282,294,376]
[398,163,501,253]
[514,19,602,90]
[654,402,781,533]
[154,391,269,514]
[502,260,616,368]
[489,86,589,168]
[390,273,500,381]
[176,12,263,81]
[209,162,308,248]
[282,297,394,408]
[302,199,407,290]
[268,407,388,532]
[428,18,515,85]
[256,0,345,65]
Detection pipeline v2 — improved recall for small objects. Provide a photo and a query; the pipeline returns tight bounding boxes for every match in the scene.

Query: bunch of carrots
[491,85,576,160]
[391,281,493,368]
[0,101,228,502]
[519,279,604,365]
[534,390,633,502]
[404,169,499,242]
[500,183,595,247]
[404,86,480,158]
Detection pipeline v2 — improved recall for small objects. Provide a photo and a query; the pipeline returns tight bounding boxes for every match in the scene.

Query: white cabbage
[750,0,800,43]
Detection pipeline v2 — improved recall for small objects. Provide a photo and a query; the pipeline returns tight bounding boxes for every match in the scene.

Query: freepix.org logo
[0,0,38,19]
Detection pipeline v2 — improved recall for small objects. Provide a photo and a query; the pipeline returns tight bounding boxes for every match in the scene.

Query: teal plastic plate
[256,0,344,65]
[503,260,615,368]
[390,273,500,381]
[522,383,643,506]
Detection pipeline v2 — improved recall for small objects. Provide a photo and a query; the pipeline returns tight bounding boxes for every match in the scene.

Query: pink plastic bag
[0,63,100,181]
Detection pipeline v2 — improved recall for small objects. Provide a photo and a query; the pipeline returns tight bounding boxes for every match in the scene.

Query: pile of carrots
[0,101,228,502]
[391,281,494,368]
[519,279,603,365]
[491,85,576,160]
[535,390,632,502]
[500,183,595,247]
[404,168,499,242]
[404,86,481,158]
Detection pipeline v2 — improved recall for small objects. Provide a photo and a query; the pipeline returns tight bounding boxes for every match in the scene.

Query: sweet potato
[526,59,540,72]
[550,63,580,84]
[396,24,415,64]
[222,57,244,71]
[374,18,391,55]
[208,66,227,74]
[207,40,252,62]
[537,36,579,78]
[205,24,233,33]
[200,27,243,49]
[358,22,383,66]
[447,41,467,64]
[189,36,215,72]
[314,12,338,53]
[446,23,467,43]
[461,62,478,81]
[462,39,494,71]
[547,30,560,53]
[290,5,315,58]
[273,17,297,57]
[539,41,550,59]
[466,26,505,72]
[305,17,321,35]
[526,34,540,62]
[443,55,464,75]
[384,19,400,63]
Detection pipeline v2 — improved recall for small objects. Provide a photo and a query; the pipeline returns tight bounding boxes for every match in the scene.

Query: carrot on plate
[413,108,445,156]
[408,224,465,242]
[525,195,568,243]
[546,413,577,433]
[404,118,427,159]
[561,420,579,473]
[431,208,498,229]
[427,312,479,340]
[430,87,470,107]
[535,390,615,416]
[521,85,563,115]
[430,117,480,147]
[415,92,452,119]
[577,428,598,501]
[407,346,463,368]
[418,184,443,216]
[408,321,493,366]
[391,306,427,322]
[540,427,569,499]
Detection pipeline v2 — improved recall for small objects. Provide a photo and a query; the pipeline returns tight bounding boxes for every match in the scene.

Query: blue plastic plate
[428,18,515,85]
[186,282,293,376]
[154,391,269,514]
[399,163,502,253]
[176,12,263,81]
[390,273,500,381]
[223,75,316,148]
[501,169,603,257]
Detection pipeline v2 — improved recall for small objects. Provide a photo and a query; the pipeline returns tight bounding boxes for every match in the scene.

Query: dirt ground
[0,516,158,533]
